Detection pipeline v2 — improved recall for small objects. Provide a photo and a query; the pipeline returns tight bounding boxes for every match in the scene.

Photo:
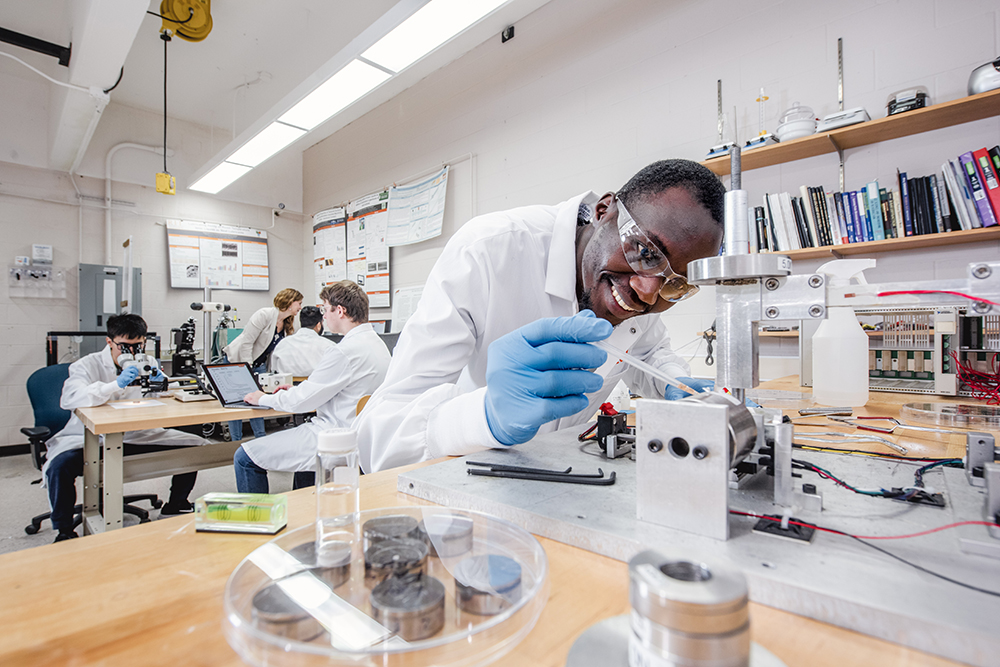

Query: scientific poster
[312,207,347,298]
[387,166,449,246]
[390,285,424,333]
[166,220,269,290]
[348,191,391,308]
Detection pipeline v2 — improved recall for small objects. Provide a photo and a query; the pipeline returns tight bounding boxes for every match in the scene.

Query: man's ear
[595,192,615,221]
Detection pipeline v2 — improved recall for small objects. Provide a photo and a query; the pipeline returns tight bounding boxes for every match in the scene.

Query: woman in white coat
[222,287,302,440]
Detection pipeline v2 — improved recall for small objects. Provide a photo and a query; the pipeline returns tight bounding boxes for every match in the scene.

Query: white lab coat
[271,328,335,376]
[224,306,285,366]
[245,323,391,473]
[355,192,691,473]
[42,346,206,480]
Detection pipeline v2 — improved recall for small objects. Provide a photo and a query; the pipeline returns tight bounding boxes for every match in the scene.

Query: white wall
[302,0,1000,378]
[0,159,307,449]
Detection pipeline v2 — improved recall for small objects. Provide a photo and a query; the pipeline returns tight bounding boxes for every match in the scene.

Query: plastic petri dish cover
[224,506,549,667]
[901,402,1000,429]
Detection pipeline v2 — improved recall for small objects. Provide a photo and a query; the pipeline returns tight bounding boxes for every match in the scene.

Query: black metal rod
[0,27,71,66]
[465,461,572,475]
[467,469,617,486]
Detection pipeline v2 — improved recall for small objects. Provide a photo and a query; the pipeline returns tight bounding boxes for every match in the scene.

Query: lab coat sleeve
[623,316,692,399]
[230,308,270,364]
[59,359,124,409]
[258,347,353,414]
[355,235,505,473]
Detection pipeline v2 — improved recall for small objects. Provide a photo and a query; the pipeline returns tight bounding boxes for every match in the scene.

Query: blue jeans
[225,357,267,441]
[234,446,314,494]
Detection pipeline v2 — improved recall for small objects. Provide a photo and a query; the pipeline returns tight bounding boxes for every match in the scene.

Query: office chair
[21,364,162,535]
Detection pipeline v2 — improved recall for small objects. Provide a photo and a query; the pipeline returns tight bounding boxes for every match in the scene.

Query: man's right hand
[116,366,139,389]
[484,310,613,446]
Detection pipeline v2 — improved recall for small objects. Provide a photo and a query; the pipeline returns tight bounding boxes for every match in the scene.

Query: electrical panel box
[78,264,142,357]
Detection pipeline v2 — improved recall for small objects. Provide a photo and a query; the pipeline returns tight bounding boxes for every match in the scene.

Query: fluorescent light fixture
[227,121,307,168]
[279,60,391,131]
[362,0,509,73]
[190,161,253,194]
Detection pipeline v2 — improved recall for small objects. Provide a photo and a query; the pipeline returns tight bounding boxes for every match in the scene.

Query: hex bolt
[808,274,824,288]
[764,306,779,319]
[692,446,708,460]
[808,304,824,318]
[973,301,991,314]
[647,439,663,453]
[764,278,780,291]
[972,264,992,279]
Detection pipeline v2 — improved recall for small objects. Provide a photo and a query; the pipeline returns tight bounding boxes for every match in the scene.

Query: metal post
[203,287,213,364]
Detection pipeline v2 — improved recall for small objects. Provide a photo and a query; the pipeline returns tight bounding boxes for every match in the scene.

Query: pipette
[592,339,701,397]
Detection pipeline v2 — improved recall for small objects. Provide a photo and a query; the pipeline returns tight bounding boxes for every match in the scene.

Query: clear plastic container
[901,402,1000,429]
[774,102,817,142]
[315,428,360,567]
[224,506,549,667]
[195,493,288,534]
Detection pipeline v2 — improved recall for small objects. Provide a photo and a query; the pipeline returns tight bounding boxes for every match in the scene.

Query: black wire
[742,513,1000,598]
[147,8,194,24]
[792,443,955,463]
[103,66,124,93]
[162,32,169,173]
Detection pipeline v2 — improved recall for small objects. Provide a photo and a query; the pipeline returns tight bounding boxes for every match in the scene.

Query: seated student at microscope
[270,305,335,377]
[233,281,391,492]
[43,314,207,542]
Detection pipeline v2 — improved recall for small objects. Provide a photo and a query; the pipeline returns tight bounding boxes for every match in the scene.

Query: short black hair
[107,313,147,340]
[617,159,726,226]
[299,305,323,329]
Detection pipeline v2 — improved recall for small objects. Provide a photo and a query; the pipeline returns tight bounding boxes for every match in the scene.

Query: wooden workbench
[0,377,975,666]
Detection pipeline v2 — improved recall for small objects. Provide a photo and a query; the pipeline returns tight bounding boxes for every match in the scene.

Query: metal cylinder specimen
[417,513,474,558]
[628,550,750,667]
[370,574,446,641]
[288,540,351,589]
[454,554,522,616]
[679,392,757,467]
[364,538,428,587]
[362,514,420,550]
[251,583,325,642]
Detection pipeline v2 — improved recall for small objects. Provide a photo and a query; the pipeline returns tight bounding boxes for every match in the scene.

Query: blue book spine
[834,192,853,243]
[847,191,863,242]
[866,182,885,240]
[960,151,999,227]
[898,171,914,236]
[858,191,874,241]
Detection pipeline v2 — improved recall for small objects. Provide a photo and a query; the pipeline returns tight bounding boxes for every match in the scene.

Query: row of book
[750,145,1000,252]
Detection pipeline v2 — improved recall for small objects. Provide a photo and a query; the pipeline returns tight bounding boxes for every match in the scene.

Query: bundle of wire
[792,457,961,501]
[951,350,1000,404]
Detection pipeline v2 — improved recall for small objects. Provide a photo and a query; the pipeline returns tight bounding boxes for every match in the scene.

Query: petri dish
[901,402,1000,429]
[224,506,549,667]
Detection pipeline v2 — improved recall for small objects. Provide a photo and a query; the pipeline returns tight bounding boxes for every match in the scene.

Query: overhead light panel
[362,0,509,73]
[190,162,253,194]
[279,59,391,131]
[227,121,307,167]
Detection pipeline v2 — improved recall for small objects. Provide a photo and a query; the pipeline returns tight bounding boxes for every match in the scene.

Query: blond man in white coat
[233,281,391,492]
[271,305,335,377]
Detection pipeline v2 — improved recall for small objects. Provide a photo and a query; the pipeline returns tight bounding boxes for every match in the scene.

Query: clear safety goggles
[616,196,699,303]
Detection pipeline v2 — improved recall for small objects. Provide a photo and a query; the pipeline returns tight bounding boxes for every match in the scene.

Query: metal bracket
[966,432,995,488]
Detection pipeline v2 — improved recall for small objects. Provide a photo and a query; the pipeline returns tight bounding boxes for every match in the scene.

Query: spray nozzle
[816,258,876,287]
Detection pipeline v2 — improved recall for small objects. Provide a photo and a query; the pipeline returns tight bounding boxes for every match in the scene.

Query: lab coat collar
[546,191,599,307]
[342,322,374,341]
[295,328,321,338]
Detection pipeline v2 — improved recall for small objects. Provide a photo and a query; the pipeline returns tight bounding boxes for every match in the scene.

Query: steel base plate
[565,615,786,667]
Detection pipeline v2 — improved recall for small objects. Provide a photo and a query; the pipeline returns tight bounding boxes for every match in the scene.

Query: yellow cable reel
[160,0,212,42]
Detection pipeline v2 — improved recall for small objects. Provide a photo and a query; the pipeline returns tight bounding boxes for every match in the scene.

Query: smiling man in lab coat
[234,281,391,492]
[355,159,726,472]
[271,305,335,377]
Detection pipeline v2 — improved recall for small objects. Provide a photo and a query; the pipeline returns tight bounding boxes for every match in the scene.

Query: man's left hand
[244,390,266,405]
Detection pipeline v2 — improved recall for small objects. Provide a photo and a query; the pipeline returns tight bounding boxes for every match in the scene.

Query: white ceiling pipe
[105,143,172,264]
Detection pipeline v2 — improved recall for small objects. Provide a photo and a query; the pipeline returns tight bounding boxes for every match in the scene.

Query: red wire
[730,510,998,540]
[876,290,1000,307]
[951,350,1000,404]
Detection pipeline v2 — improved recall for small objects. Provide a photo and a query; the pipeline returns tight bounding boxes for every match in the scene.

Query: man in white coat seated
[234,280,391,492]
[270,305,335,377]
[44,314,207,542]
[355,159,726,473]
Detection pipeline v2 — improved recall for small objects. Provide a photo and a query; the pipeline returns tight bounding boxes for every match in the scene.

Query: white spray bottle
[811,258,876,407]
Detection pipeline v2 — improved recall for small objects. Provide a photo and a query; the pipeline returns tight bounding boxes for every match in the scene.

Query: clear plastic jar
[315,428,360,567]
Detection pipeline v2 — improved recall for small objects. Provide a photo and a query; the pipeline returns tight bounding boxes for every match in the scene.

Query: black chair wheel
[24,524,39,535]
[151,499,163,509]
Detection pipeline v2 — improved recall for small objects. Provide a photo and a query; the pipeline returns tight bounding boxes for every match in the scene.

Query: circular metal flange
[564,615,787,667]
[688,254,792,285]
[370,574,446,641]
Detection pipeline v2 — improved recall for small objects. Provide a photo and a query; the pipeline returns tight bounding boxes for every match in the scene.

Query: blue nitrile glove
[150,369,167,383]
[116,365,140,389]
[664,377,714,401]
[484,310,613,446]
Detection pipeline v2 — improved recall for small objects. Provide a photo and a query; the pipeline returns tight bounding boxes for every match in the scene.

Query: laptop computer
[202,362,271,409]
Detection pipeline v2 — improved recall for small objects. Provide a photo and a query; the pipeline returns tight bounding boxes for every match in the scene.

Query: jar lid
[777,102,815,125]
[317,427,357,453]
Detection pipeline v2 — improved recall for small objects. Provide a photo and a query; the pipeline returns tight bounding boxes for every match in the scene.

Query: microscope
[171,318,198,376]
[117,342,169,395]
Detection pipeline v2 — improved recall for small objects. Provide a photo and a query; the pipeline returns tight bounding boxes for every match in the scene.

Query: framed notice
[166,220,269,290]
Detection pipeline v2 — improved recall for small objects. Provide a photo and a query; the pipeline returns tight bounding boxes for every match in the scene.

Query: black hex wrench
[467,468,617,485]
[465,461,573,475]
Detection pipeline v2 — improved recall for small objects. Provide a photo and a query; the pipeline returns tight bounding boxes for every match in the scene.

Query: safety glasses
[616,196,699,303]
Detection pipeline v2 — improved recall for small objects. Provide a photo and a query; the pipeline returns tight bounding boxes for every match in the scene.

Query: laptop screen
[203,363,260,405]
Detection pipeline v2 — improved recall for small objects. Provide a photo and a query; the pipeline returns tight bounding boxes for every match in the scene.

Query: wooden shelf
[757,225,1000,260]
[702,88,1000,176]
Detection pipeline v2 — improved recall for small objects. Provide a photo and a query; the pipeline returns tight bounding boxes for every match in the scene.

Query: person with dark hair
[270,305,334,377]
[356,159,725,472]
[233,281,390,493]
[222,287,304,441]
[42,314,207,541]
